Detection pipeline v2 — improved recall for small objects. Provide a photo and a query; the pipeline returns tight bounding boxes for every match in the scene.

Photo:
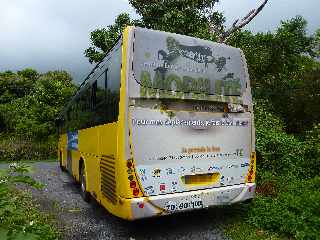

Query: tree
[229,16,318,89]
[84,13,135,63]
[218,0,268,42]
[0,69,76,138]
[0,69,38,104]
[17,68,39,81]
[129,0,224,39]
[85,0,269,63]
[229,16,320,133]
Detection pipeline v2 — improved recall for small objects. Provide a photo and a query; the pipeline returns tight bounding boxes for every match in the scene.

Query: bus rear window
[133,27,247,96]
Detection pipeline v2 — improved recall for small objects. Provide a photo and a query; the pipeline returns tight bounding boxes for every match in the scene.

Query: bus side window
[91,81,97,110]
[77,85,93,129]
[107,45,121,122]
[94,70,108,125]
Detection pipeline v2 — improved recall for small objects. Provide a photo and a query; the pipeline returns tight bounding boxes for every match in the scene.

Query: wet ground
[23,162,242,240]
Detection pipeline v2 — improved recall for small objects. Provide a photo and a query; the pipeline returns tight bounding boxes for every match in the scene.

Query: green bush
[0,163,59,240]
[0,69,76,140]
[227,101,320,240]
[0,135,57,162]
[255,101,296,177]
[254,100,319,180]
[249,177,320,240]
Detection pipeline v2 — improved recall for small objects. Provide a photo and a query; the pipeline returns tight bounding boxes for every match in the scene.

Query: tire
[59,152,66,172]
[80,163,91,202]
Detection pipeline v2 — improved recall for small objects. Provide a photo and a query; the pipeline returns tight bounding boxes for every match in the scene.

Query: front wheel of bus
[80,164,90,202]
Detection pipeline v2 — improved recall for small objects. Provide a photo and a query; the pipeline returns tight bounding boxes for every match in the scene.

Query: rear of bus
[124,27,256,219]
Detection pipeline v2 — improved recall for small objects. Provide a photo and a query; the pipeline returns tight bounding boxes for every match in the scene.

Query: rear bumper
[129,183,255,219]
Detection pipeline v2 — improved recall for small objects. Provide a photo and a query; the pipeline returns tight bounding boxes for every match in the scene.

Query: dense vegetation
[0,0,319,239]
[0,69,76,161]
[0,71,74,239]
[0,163,60,239]
[227,18,320,239]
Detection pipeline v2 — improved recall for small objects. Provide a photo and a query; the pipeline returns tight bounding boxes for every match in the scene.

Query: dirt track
[25,162,243,240]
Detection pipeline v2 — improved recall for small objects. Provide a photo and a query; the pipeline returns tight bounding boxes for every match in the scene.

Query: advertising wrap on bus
[132,27,248,99]
[130,106,252,196]
[128,28,254,201]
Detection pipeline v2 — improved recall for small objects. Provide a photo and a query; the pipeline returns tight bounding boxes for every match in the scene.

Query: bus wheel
[80,164,90,202]
[59,152,66,172]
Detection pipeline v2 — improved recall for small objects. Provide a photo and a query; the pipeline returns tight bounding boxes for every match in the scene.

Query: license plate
[165,199,203,212]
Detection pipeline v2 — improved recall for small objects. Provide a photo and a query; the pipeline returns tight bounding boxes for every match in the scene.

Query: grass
[1,188,60,240]
[0,135,57,162]
[226,222,283,240]
[0,164,60,240]
[225,175,320,240]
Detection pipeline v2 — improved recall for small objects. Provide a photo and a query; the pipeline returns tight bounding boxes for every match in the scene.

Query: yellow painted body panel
[58,133,67,168]
[78,126,100,194]
[57,27,135,220]
[57,26,255,220]
[71,150,80,180]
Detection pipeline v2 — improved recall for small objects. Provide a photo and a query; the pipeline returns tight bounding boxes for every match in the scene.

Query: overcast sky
[0,0,319,83]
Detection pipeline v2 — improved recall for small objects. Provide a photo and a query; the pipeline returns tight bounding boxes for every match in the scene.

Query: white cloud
[216,0,320,33]
[0,0,319,83]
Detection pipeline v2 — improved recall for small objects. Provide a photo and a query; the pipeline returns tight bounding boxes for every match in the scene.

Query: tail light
[133,188,140,196]
[246,152,256,183]
[126,159,143,197]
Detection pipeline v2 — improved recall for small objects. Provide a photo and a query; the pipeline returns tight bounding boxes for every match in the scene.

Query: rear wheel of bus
[59,151,66,172]
[80,163,90,202]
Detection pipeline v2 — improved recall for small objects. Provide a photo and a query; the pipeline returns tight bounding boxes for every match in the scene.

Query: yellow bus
[57,26,256,220]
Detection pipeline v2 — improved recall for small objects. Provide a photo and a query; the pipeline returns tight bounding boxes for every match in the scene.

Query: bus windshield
[133,27,247,96]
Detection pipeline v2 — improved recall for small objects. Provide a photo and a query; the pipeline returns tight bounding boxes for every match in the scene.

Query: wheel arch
[79,157,85,180]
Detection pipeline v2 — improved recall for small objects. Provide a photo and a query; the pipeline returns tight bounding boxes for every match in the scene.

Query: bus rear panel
[125,27,255,219]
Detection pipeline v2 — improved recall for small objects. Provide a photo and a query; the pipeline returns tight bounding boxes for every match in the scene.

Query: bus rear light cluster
[127,159,141,197]
[133,188,140,196]
[138,203,144,209]
[247,152,256,183]
[130,181,137,188]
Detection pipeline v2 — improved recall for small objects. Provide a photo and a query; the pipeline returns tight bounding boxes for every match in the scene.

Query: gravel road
[23,162,241,240]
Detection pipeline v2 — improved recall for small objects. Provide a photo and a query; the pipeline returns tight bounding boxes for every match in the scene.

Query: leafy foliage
[230,16,318,89]
[0,69,76,161]
[229,16,320,133]
[228,99,320,240]
[84,13,136,63]
[249,177,320,240]
[230,29,320,235]
[254,100,319,179]
[0,135,56,162]
[0,69,76,139]
[0,163,59,240]
[85,0,225,63]
[129,0,224,39]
